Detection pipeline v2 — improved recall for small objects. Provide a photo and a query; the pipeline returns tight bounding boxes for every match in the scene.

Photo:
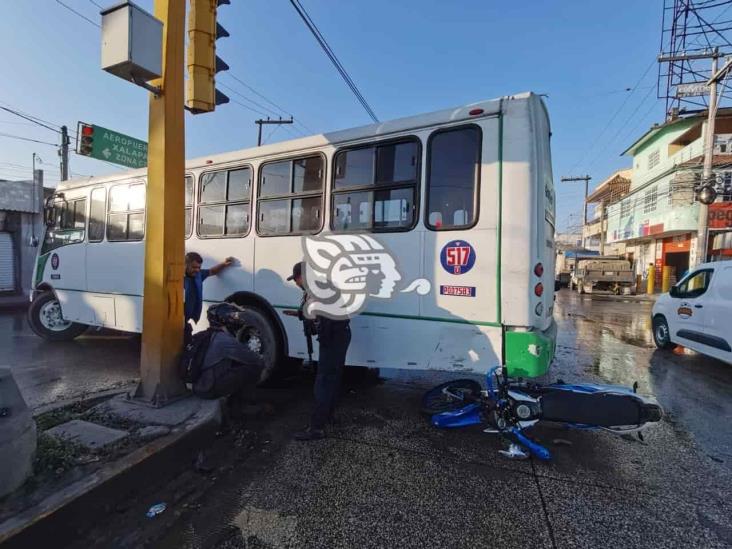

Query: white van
[652,260,732,364]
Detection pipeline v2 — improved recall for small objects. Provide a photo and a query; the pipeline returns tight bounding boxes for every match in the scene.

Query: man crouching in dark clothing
[286,262,351,441]
[193,303,266,403]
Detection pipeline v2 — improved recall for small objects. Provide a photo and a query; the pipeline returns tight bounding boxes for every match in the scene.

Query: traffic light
[186,0,230,114]
[77,123,94,156]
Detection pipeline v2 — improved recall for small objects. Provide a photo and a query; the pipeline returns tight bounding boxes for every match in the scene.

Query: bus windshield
[42,196,87,254]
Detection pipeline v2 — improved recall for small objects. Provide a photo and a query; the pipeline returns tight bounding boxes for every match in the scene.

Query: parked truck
[555,249,598,288]
[569,256,635,295]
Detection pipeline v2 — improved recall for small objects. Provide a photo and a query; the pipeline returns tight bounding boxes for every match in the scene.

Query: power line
[225,74,316,135]
[56,0,100,28]
[226,97,305,141]
[219,82,287,120]
[0,105,61,134]
[0,101,71,135]
[585,84,658,173]
[220,79,309,137]
[0,132,58,147]
[88,0,103,8]
[263,124,281,144]
[288,0,379,123]
[569,59,657,174]
[228,97,270,117]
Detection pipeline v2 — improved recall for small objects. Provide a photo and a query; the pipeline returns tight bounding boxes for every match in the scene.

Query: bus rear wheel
[28,292,87,342]
[233,307,281,383]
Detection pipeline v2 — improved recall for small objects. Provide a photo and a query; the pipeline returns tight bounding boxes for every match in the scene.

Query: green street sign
[76,122,148,169]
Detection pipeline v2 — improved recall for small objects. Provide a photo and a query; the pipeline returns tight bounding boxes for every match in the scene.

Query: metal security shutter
[0,232,15,292]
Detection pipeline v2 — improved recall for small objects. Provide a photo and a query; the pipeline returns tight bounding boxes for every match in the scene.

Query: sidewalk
[0,390,222,549]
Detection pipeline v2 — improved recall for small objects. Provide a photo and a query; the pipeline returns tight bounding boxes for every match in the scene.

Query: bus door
[42,193,90,323]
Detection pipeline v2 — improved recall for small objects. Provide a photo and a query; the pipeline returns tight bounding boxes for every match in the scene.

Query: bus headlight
[535,302,544,316]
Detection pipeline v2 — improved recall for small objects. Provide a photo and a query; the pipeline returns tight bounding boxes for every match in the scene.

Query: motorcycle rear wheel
[421,379,482,415]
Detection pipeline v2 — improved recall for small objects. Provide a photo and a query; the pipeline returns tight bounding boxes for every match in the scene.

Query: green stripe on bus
[271,304,501,327]
[34,253,50,288]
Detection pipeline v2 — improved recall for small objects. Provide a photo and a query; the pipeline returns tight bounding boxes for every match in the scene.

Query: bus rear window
[426,126,481,230]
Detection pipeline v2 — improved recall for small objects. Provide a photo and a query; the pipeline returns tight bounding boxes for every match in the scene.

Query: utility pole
[255,117,294,146]
[698,52,720,266]
[599,201,607,256]
[561,175,592,247]
[59,125,70,181]
[659,48,732,265]
[30,153,41,247]
[136,0,187,405]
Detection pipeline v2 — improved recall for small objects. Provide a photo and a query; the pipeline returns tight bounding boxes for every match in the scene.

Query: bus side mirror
[669,286,679,298]
[44,206,55,227]
[554,280,561,292]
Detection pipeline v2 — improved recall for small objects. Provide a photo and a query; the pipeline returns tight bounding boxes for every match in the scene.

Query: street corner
[0,391,223,549]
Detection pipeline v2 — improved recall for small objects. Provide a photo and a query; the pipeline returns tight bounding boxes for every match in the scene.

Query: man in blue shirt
[184,252,235,342]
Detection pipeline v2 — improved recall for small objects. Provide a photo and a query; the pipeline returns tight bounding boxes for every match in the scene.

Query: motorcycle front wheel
[421,379,482,415]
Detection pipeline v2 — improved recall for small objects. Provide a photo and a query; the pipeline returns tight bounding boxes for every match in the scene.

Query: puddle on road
[554,293,657,391]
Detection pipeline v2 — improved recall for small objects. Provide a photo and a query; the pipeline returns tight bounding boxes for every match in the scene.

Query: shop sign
[709,203,732,229]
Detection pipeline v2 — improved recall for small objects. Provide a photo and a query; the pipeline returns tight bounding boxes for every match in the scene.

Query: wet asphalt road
[0,307,139,410]
[4,292,732,547]
[55,290,732,549]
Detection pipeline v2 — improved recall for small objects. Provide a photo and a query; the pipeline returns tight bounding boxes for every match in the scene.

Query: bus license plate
[440,285,476,297]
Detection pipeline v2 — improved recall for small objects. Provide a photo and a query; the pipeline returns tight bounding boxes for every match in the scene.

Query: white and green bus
[30,92,557,379]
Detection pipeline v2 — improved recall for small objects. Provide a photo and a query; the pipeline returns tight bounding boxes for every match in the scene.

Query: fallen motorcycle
[422,367,663,461]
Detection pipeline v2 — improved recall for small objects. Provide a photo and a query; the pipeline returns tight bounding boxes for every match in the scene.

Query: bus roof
[56,92,539,191]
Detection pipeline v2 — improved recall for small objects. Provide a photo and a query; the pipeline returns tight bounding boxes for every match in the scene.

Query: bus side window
[185,175,193,238]
[107,182,146,241]
[331,138,420,232]
[88,188,106,242]
[426,126,481,230]
[257,155,324,236]
[198,167,251,238]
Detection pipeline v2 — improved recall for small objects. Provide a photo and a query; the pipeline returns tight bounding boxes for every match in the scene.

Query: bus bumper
[504,320,557,379]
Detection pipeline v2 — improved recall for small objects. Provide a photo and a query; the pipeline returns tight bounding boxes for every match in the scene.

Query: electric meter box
[101,1,162,83]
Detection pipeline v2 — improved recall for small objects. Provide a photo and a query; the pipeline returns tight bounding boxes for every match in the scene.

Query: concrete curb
[31,385,137,416]
[0,398,222,549]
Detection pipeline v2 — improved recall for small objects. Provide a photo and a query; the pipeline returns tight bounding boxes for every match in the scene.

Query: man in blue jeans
[286,262,352,441]
[184,252,235,343]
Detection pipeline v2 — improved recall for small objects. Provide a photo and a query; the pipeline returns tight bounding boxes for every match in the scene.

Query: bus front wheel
[28,292,88,341]
[233,307,281,383]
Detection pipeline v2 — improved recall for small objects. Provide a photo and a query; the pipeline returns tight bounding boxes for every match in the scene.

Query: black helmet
[207,302,241,328]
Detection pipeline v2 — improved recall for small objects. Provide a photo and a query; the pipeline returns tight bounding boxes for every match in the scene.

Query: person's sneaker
[294,427,325,441]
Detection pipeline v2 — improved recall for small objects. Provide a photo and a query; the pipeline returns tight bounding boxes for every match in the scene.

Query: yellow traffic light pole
[136,0,187,405]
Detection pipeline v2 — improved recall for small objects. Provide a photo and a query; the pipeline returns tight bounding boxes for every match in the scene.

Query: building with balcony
[583,169,631,254]
[605,108,732,288]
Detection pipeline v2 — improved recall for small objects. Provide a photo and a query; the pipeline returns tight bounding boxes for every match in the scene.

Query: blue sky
[0,0,664,230]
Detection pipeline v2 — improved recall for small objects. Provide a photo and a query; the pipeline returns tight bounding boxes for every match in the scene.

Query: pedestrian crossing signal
[77,123,94,156]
